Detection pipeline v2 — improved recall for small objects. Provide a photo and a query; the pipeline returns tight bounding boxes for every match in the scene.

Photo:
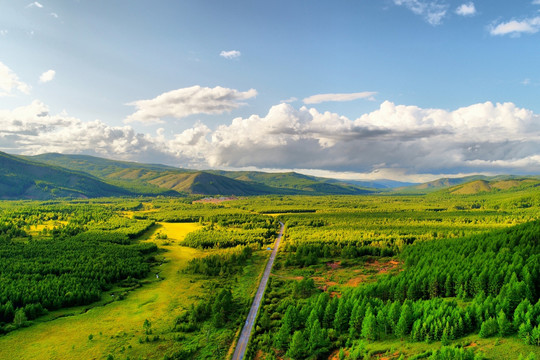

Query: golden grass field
[0,222,205,360]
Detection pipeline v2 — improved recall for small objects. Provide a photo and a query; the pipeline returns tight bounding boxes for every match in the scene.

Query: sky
[1,0,540,182]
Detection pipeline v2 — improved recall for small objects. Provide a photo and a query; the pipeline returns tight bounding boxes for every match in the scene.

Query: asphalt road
[231,221,285,360]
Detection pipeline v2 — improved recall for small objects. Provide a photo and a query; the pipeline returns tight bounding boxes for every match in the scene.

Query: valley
[0,183,539,359]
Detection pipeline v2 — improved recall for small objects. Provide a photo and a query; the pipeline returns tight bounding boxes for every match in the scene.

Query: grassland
[0,222,205,359]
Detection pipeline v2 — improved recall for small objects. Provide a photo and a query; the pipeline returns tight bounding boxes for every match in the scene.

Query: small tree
[361,309,378,341]
[143,319,152,335]
[287,331,307,360]
[13,308,27,327]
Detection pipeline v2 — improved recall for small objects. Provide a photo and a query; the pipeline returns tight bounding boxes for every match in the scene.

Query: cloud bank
[3,98,540,179]
[124,86,257,124]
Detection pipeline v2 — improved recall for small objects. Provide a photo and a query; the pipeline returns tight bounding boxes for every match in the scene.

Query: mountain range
[0,151,538,199]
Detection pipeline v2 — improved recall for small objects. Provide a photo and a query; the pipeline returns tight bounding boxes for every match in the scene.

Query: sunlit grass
[0,222,203,360]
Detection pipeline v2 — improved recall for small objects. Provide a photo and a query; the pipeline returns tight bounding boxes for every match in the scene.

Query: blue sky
[1,0,540,181]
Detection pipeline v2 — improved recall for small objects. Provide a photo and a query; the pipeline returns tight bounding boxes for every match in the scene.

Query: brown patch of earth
[328,349,347,360]
[366,259,401,274]
[253,350,264,360]
[375,351,401,360]
[346,274,368,287]
[326,261,341,270]
[312,276,338,287]
[465,342,478,348]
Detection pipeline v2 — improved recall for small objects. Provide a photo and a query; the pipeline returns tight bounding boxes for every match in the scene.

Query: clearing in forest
[0,222,203,360]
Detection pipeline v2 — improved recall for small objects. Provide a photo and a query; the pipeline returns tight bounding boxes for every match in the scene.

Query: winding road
[231,221,285,360]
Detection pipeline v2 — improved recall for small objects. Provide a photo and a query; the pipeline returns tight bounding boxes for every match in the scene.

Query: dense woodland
[0,188,539,359]
[0,203,157,334]
[247,214,540,359]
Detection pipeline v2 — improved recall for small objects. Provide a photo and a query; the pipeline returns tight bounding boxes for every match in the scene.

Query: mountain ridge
[0,151,535,199]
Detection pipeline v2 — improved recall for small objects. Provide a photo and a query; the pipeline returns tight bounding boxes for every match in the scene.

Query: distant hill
[28,153,182,196]
[447,178,540,195]
[208,170,375,195]
[28,153,376,196]
[393,174,540,194]
[0,151,131,200]
[327,178,417,189]
[404,175,488,192]
[19,152,539,198]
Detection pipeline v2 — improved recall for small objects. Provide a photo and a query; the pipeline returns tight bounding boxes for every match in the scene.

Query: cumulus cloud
[393,0,449,25]
[455,2,476,16]
[196,101,540,175]
[0,62,31,96]
[490,17,540,36]
[3,99,540,178]
[533,0,540,5]
[0,100,190,165]
[219,50,241,59]
[303,92,377,104]
[125,86,257,124]
[39,69,56,83]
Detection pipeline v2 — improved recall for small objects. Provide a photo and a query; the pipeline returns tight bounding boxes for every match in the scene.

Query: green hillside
[209,170,374,195]
[28,153,182,196]
[29,153,375,196]
[394,175,540,194]
[0,151,132,199]
[447,178,540,195]
[29,153,180,177]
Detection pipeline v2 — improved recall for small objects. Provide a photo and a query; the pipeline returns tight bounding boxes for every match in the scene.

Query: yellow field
[0,222,203,360]
[27,221,68,237]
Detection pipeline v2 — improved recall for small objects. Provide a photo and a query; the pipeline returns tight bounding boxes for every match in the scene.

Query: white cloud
[219,50,241,59]
[533,0,540,5]
[455,2,476,16]
[193,101,540,175]
[281,97,298,103]
[0,62,31,96]
[39,69,56,83]
[490,17,540,36]
[125,86,257,124]
[0,30,7,36]
[393,0,449,25]
[303,92,377,104]
[522,78,531,85]
[50,12,59,18]
[3,99,540,178]
[26,2,43,8]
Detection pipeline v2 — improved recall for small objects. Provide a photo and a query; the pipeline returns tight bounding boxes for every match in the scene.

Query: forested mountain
[447,178,540,195]
[395,175,540,194]
[26,153,375,196]
[0,151,131,199]
[6,151,538,198]
[208,170,374,195]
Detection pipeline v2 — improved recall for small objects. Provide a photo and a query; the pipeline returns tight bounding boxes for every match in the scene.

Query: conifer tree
[287,330,307,360]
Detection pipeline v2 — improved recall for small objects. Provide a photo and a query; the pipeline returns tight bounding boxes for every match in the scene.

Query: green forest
[0,186,539,359]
